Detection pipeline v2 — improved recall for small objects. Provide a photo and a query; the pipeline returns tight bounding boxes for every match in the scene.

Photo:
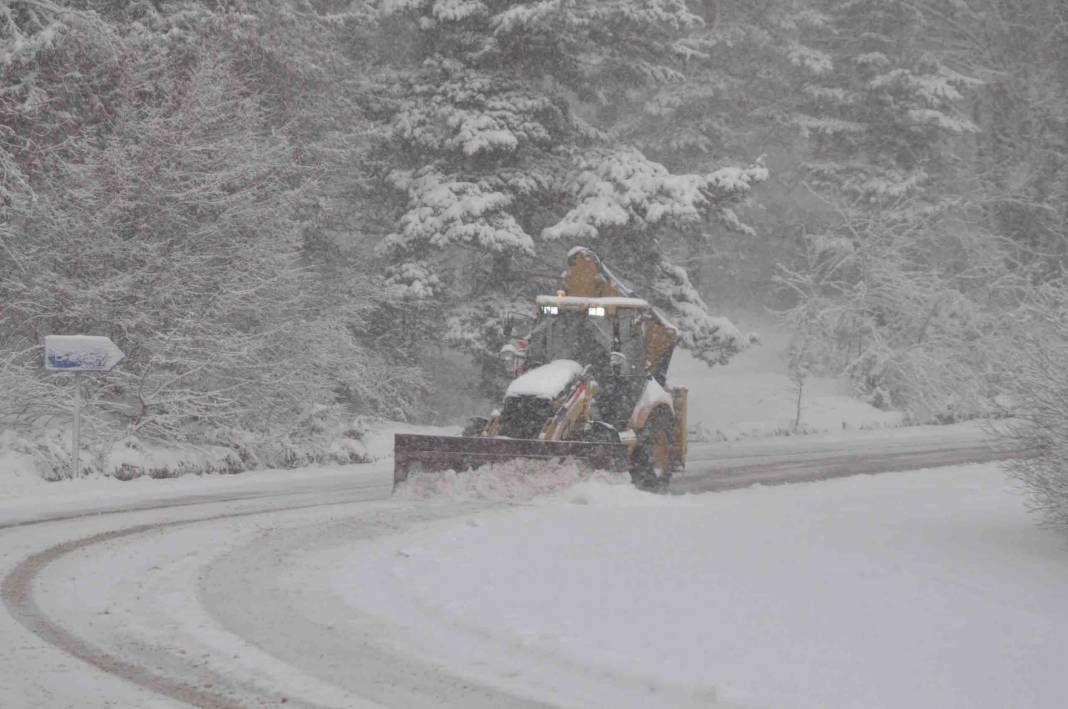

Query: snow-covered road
[356,465,1068,709]
[679,421,1012,492]
[3,462,704,708]
[7,495,546,708]
[1,427,1061,709]
[0,464,390,708]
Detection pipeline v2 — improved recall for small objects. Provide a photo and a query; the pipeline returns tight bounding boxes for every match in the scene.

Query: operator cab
[527,296,648,375]
[509,295,655,428]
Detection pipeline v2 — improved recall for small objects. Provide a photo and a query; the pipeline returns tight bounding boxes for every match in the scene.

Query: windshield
[526,308,645,378]
[527,310,609,365]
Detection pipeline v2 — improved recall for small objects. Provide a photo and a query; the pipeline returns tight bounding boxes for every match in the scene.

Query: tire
[630,408,675,492]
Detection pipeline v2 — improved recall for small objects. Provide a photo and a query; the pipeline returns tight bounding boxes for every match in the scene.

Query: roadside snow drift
[394,458,630,502]
[333,463,1068,709]
[671,319,904,439]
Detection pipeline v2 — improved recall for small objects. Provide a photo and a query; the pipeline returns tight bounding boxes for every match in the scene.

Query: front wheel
[630,409,675,492]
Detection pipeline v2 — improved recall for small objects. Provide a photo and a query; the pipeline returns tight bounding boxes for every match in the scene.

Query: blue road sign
[44,335,125,373]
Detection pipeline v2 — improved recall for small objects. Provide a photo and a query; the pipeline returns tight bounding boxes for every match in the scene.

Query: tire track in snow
[199,507,555,709]
[0,477,391,531]
[1,498,549,708]
[0,430,1024,708]
[2,522,286,709]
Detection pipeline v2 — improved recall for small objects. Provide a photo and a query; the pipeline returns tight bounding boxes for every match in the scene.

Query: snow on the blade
[393,457,630,502]
[504,359,583,399]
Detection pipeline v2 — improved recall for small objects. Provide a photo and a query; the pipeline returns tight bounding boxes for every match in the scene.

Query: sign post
[44,335,126,477]
[72,376,82,478]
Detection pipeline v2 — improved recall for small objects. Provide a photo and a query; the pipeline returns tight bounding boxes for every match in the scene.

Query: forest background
[1,0,1066,522]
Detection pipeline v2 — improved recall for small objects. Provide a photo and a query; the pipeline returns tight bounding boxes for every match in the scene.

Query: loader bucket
[393,433,630,487]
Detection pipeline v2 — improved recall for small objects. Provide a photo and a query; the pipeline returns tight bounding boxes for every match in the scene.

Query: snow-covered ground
[0,420,455,498]
[0,315,1043,708]
[329,463,1068,709]
[672,314,903,441]
[1,431,1058,708]
[0,431,42,496]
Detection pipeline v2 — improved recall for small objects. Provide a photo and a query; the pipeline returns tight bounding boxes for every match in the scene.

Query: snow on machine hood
[505,360,584,400]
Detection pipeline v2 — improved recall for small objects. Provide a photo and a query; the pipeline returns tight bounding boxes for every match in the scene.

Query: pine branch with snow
[380,167,536,258]
[543,148,768,242]
[652,261,752,366]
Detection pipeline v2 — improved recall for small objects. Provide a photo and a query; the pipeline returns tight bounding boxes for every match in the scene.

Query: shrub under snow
[998,285,1068,534]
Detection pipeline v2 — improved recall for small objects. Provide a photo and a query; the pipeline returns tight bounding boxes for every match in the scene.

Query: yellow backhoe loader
[394,248,688,490]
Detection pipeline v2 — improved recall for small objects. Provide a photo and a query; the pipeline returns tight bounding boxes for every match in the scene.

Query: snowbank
[334,464,1068,709]
[557,479,686,508]
[394,458,630,503]
[0,419,457,494]
[0,430,44,496]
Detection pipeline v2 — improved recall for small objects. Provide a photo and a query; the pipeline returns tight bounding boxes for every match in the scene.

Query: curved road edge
[0,422,1022,708]
[2,494,548,709]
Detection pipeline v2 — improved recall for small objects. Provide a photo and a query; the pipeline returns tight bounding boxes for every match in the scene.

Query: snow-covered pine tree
[800,0,979,206]
[542,147,766,364]
[611,0,831,314]
[620,0,829,168]
[781,0,1002,418]
[964,0,1068,278]
[375,0,766,378]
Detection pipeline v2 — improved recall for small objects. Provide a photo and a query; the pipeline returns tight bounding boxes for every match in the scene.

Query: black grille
[498,395,555,439]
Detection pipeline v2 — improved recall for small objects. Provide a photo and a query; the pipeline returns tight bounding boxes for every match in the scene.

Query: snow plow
[394,248,688,490]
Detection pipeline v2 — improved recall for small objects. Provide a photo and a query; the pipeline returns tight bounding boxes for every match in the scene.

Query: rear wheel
[631,408,675,492]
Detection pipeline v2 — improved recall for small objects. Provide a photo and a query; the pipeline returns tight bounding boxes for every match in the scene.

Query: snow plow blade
[393,433,629,487]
